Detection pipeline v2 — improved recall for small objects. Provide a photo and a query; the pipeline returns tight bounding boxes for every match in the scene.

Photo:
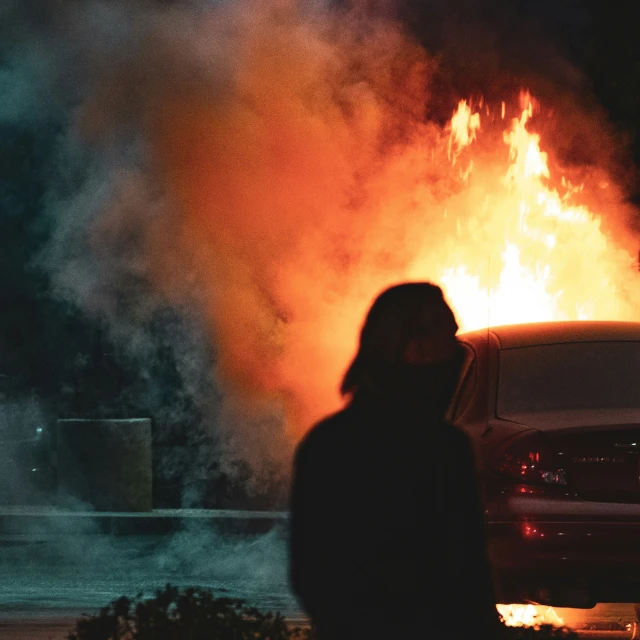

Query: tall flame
[438,93,638,332]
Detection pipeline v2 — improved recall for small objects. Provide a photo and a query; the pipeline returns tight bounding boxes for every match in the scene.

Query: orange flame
[435,92,639,332]
[131,3,640,457]
[497,604,565,628]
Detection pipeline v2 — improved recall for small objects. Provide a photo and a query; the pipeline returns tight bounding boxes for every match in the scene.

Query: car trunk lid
[501,411,640,503]
[552,427,640,503]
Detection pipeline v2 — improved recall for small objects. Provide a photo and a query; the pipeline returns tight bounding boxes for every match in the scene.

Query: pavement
[0,619,76,640]
[0,506,300,639]
[0,505,288,536]
[0,507,638,639]
[0,613,638,640]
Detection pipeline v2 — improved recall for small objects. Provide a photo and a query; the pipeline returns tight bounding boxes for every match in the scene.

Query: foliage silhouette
[67,584,312,640]
[66,584,584,640]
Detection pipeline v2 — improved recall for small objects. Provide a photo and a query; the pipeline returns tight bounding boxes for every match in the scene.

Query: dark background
[0,0,638,506]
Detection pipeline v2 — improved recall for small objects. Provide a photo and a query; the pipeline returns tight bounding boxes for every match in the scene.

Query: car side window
[448,343,476,423]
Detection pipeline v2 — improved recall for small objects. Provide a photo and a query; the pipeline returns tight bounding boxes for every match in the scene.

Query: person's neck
[351,392,445,421]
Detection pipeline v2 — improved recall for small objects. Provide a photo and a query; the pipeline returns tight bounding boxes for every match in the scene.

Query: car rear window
[497,341,640,414]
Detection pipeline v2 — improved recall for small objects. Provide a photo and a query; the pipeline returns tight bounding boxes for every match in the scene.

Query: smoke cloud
[2,0,639,486]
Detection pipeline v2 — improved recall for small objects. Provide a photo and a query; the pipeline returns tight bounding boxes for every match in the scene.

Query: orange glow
[449,100,481,164]
[497,604,565,628]
[438,93,639,332]
[128,1,640,459]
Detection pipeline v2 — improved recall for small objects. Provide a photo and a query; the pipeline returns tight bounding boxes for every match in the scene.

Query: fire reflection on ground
[497,603,639,632]
[497,604,566,627]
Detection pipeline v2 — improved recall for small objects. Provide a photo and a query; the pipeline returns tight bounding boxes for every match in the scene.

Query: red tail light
[493,431,568,486]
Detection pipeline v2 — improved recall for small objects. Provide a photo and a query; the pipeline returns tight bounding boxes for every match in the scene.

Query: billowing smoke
[2,0,639,496]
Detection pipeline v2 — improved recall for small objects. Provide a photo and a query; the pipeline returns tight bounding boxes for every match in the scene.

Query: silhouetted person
[289,283,501,639]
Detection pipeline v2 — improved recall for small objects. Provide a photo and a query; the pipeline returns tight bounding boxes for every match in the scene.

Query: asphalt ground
[0,614,637,640]
[0,509,637,639]
[0,509,299,639]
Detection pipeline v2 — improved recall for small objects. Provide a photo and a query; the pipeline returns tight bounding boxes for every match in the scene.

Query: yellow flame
[435,93,639,332]
[497,604,565,628]
[448,99,481,164]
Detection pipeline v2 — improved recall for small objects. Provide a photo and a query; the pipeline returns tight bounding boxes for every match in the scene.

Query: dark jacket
[289,401,501,639]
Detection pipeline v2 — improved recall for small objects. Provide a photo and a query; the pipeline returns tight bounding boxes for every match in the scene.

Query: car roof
[458,320,640,349]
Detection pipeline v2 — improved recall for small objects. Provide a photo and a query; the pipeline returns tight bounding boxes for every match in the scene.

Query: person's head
[341,282,463,413]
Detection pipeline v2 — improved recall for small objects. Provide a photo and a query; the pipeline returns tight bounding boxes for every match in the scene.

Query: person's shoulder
[295,406,355,456]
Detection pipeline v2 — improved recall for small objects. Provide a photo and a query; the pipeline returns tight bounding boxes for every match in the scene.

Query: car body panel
[480,320,640,349]
[497,409,640,429]
[453,321,640,606]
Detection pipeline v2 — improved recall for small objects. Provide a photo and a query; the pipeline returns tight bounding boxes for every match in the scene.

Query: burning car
[451,320,640,608]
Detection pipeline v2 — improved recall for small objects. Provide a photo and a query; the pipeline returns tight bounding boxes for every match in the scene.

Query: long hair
[341,282,458,397]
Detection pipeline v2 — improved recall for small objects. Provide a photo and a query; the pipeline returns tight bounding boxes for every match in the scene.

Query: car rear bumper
[486,495,640,604]
[487,520,640,569]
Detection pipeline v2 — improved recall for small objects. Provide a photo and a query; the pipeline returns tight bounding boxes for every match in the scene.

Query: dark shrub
[67,585,581,640]
[67,584,312,640]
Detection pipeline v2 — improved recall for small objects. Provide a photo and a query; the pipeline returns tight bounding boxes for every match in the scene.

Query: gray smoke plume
[0,0,637,509]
